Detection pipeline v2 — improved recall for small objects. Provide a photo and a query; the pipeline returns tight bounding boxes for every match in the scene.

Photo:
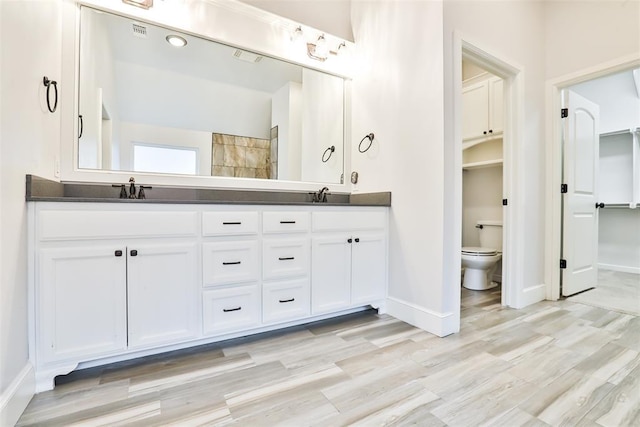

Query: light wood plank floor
[18,286,640,426]
[569,270,640,316]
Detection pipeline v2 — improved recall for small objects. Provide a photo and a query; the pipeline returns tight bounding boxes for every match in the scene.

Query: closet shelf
[462,159,503,170]
[600,127,640,137]
[462,136,502,151]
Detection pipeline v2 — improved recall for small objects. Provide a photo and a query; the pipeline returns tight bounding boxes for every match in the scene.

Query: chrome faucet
[312,186,329,203]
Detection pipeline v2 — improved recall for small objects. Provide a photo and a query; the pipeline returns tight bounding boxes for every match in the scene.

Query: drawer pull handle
[223,307,242,312]
[130,250,138,257]
[223,221,241,225]
[279,298,295,303]
[114,250,123,257]
[223,261,241,265]
[278,256,295,261]
[280,220,296,224]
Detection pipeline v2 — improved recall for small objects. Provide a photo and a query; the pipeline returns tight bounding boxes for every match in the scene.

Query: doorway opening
[558,68,640,315]
[460,58,505,308]
[456,40,522,311]
[546,57,640,316]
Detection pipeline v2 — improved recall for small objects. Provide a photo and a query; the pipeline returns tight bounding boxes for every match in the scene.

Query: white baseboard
[599,263,640,275]
[0,363,34,426]
[514,283,546,309]
[386,297,458,337]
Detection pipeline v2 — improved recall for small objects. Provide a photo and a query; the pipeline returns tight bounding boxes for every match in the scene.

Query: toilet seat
[461,246,497,256]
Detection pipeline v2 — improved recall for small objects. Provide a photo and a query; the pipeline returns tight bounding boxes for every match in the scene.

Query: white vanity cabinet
[30,203,200,390]
[311,210,387,314]
[29,201,388,392]
[38,245,127,363]
[202,210,261,335]
[261,211,311,324]
[462,76,503,143]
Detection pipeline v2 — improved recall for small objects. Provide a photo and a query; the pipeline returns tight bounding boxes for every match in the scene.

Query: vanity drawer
[263,238,309,280]
[262,212,310,234]
[202,212,259,236]
[263,278,310,324]
[312,210,387,232]
[203,241,259,286]
[203,285,260,335]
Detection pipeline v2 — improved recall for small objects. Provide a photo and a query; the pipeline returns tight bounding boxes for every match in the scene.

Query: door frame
[453,33,523,308]
[544,54,640,300]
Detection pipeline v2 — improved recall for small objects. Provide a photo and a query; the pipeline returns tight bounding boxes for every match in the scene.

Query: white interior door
[562,90,600,296]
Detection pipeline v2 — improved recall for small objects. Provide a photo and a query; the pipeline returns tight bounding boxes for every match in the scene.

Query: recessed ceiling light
[166,35,187,48]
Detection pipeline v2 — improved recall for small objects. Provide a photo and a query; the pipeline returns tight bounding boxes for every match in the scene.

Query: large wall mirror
[78,6,345,184]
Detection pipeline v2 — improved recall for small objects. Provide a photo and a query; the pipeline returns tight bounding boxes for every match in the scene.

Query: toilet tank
[478,220,503,251]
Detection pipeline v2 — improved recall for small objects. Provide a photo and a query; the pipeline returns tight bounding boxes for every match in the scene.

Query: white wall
[1,1,62,423]
[271,82,302,181]
[239,0,354,42]
[544,1,640,80]
[118,122,212,176]
[115,61,273,140]
[351,0,449,334]
[444,1,547,311]
[599,209,640,274]
[300,68,344,184]
[462,167,504,247]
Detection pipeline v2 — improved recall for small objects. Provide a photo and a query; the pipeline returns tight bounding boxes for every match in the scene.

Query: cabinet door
[39,246,127,363]
[127,242,199,348]
[462,81,489,141]
[311,235,351,314]
[489,77,504,135]
[351,232,387,305]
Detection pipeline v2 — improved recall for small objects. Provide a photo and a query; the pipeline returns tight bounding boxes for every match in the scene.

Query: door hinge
[561,108,568,118]
[502,199,508,206]
[561,184,568,193]
[560,259,567,269]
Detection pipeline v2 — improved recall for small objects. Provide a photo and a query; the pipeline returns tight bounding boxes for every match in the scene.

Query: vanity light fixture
[307,35,347,62]
[122,0,153,9]
[291,26,303,42]
[166,35,187,48]
[307,34,329,61]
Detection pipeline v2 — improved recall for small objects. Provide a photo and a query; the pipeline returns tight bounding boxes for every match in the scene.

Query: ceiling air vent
[131,23,147,38]
[233,49,263,63]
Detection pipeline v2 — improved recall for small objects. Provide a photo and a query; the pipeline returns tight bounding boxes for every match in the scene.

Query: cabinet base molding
[598,263,640,275]
[0,363,34,427]
[34,304,382,392]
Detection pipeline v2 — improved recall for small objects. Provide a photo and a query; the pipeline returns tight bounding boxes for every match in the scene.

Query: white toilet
[462,220,502,291]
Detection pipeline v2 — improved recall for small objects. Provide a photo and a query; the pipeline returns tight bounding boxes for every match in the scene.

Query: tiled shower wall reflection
[212,129,277,179]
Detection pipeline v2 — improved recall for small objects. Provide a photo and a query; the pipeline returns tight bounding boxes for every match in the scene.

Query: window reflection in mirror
[78,6,345,184]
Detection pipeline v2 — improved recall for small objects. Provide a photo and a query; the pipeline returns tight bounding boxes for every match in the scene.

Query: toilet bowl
[461,220,503,291]
[461,247,501,290]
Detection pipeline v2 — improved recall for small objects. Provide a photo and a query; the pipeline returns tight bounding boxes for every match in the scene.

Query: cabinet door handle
[347,238,353,243]
[279,298,295,303]
[278,256,295,261]
[279,220,296,224]
[223,221,241,225]
[223,307,241,312]
[483,131,488,135]
[115,250,123,257]
[130,250,138,257]
[222,261,241,265]
[354,238,360,243]
[489,129,493,133]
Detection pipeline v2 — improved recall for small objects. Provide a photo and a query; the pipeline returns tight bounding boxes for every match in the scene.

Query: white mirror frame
[60,0,354,192]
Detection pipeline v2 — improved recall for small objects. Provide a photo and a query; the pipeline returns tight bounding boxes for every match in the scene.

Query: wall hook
[358,133,374,153]
[322,145,335,163]
[43,76,58,113]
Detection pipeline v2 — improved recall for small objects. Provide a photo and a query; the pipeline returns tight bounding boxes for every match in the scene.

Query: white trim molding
[0,363,35,426]
[598,264,640,275]
[386,297,457,337]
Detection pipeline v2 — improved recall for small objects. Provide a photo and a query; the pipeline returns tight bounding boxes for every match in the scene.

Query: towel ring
[43,76,58,113]
[322,145,335,163]
[358,133,374,153]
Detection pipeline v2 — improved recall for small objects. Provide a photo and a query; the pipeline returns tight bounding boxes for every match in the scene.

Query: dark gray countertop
[25,175,391,207]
